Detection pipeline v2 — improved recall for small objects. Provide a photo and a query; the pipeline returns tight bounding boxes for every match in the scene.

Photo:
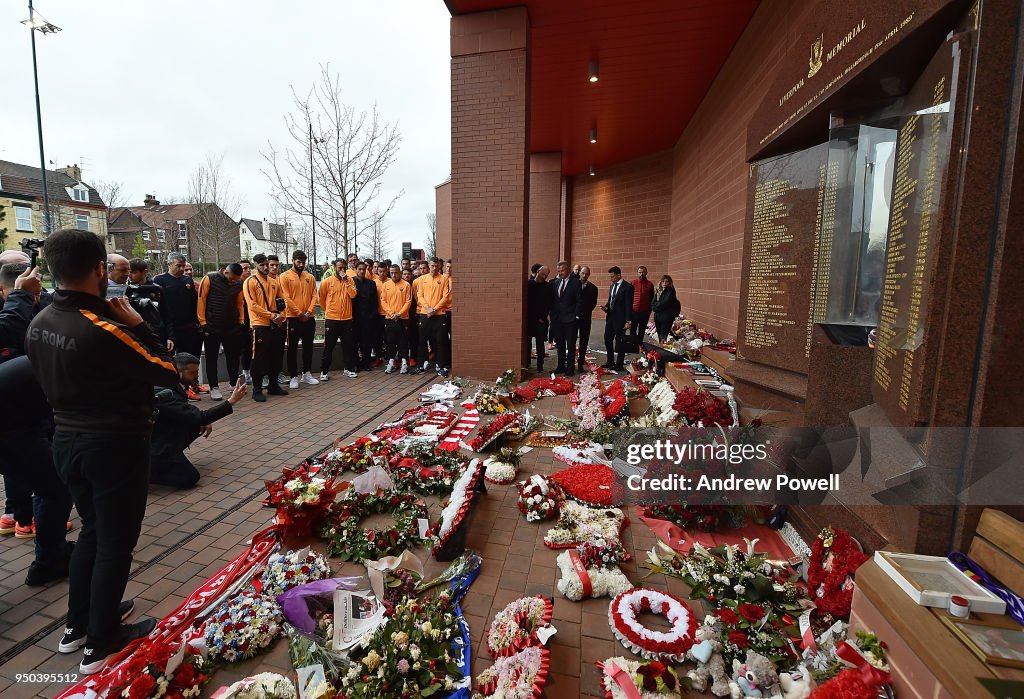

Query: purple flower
[397,659,410,674]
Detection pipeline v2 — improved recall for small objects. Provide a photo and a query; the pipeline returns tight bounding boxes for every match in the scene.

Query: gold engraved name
[827,19,866,62]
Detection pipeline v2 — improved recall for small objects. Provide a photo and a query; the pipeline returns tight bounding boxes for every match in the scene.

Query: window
[142,230,151,241]
[244,241,251,253]
[14,206,33,232]
[177,222,187,239]
[71,188,89,203]
[157,229,166,242]
[178,245,188,256]
[76,214,89,231]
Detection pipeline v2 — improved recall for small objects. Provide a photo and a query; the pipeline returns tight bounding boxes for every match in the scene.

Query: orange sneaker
[186,388,201,402]
[0,514,16,535]
[196,383,210,394]
[15,522,35,539]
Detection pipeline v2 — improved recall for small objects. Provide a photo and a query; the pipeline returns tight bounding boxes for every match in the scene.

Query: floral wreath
[387,454,463,496]
[555,540,633,601]
[486,595,554,657]
[203,588,283,663]
[512,386,538,403]
[672,387,732,427]
[319,490,429,563]
[466,412,522,452]
[319,437,397,477]
[483,448,521,485]
[597,656,685,699]
[639,502,741,533]
[527,377,575,395]
[807,526,867,619]
[110,638,210,699]
[255,549,331,599]
[264,473,340,538]
[544,500,629,550]
[411,407,460,438]
[517,475,563,523]
[474,645,550,699]
[711,602,800,665]
[608,589,698,662]
[433,459,484,555]
[550,462,624,507]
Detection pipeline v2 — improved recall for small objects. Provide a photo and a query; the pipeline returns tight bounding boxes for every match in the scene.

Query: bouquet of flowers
[573,372,607,431]
[381,568,421,617]
[597,657,686,698]
[475,388,507,414]
[320,437,397,477]
[257,549,332,598]
[212,673,297,699]
[483,448,521,485]
[641,502,743,533]
[203,588,284,662]
[466,412,522,452]
[486,596,554,657]
[709,603,800,666]
[517,475,563,523]
[527,377,574,395]
[671,388,732,427]
[109,638,211,699]
[556,540,633,601]
[265,472,340,538]
[338,589,467,699]
[806,527,868,619]
[495,368,517,393]
[545,500,629,550]
[602,380,629,423]
[319,491,430,563]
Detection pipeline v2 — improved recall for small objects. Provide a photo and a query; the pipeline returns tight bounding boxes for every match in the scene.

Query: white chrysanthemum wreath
[607,588,698,662]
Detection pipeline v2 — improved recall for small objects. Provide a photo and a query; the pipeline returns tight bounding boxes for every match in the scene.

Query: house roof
[240,218,290,244]
[0,159,105,208]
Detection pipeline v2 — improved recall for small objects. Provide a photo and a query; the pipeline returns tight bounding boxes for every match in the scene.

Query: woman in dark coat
[651,275,681,342]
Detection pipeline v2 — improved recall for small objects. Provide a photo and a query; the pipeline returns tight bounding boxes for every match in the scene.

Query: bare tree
[366,210,391,260]
[262,65,404,263]
[94,180,129,210]
[425,213,437,259]
[186,153,242,270]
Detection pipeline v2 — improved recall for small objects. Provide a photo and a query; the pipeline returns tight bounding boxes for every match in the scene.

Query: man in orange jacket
[380,264,413,374]
[279,250,320,389]
[411,257,452,378]
[242,253,288,402]
[318,259,358,379]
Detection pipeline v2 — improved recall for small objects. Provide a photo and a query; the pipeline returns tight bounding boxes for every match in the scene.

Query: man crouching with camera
[25,229,178,674]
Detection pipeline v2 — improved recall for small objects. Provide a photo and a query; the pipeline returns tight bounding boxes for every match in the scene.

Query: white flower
[733,584,746,595]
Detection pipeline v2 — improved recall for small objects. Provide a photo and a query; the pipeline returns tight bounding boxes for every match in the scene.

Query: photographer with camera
[150,353,247,488]
[25,229,178,673]
[153,252,200,356]
[242,253,288,402]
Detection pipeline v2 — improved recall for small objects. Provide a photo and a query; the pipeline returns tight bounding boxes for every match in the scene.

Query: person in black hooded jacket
[151,353,247,488]
[651,275,681,342]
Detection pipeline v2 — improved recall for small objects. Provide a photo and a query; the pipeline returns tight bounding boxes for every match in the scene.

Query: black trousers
[407,317,418,361]
[251,325,285,390]
[0,424,73,564]
[655,318,674,342]
[240,323,252,371]
[417,314,450,369]
[172,324,203,358]
[384,318,409,362]
[286,317,316,376]
[150,451,200,489]
[376,315,386,359]
[630,311,651,343]
[204,325,244,387]
[528,321,548,370]
[553,319,578,372]
[354,315,377,369]
[53,430,149,648]
[321,319,354,373]
[605,321,628,368]
[577,319,592,368]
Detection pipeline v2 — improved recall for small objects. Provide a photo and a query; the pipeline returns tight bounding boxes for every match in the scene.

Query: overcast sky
[0,0,452,260]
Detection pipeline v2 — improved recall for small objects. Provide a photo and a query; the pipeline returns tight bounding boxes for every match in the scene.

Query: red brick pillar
[529,153,562,269]
[450,7,530,379]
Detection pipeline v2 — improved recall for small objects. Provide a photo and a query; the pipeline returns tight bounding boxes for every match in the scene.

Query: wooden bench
[850,509,1024,698]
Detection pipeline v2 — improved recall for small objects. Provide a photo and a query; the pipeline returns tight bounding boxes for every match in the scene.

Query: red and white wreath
[608,589,698,662]
[474,645,551,699]
[517,475,563,523]
[486,595,555,657]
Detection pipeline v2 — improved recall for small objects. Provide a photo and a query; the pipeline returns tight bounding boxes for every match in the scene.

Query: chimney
[57,164,82,182]
[144,194,160,207]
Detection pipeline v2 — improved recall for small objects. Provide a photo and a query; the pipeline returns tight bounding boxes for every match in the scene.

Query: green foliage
[131,234,147,259]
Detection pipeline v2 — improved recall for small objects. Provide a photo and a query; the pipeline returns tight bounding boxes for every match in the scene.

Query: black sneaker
[440,368,450,378]
[25,541,74,587]
[80,617,156,674]
[59,600,136,654]
[252,391,267,403]
[411,367,425,375]
[267,384,289,396]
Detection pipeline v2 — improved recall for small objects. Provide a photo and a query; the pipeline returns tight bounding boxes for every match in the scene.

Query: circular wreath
[517,476,563,522]
[474,646,550,699]
[807,526,867,619]
[486,596,554,657]
[388,455,462,496]
[319,490,429,563]
[608,589,698,662]
[319,437,397,477]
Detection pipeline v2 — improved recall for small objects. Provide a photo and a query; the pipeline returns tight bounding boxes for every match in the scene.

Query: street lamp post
[308,121,317,270]
[22,0,60,235]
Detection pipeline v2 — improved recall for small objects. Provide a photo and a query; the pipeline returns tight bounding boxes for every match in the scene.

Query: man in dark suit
[548,261,583,376]
[576,266,599,372]
[601,266,634,370]
[526,265,552,372]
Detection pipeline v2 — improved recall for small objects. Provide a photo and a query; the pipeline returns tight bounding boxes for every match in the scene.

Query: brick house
[0,160,108,253]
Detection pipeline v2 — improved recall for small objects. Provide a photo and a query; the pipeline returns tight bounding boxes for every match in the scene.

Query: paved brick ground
[0,356,707,699]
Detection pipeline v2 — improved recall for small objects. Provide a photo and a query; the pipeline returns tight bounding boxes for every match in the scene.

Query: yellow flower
[364,649,382,671]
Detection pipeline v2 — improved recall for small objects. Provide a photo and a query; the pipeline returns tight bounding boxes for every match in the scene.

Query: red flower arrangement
[602,380,629,422]
[466,412,521,452]
[808,668,879,699]
[671,387,732,426]
[527,377,575,395]
[550,463,625,507]
[517,477,563,522]
[807,526,868,619]
[264,471,341,538]
[109,638,210,699]
[512,386,538,403]
[608,589,698,661]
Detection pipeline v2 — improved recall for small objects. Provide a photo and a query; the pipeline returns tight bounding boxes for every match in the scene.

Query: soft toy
[687,616,731,697]
[729,650,782,699]
[779,666,816,699]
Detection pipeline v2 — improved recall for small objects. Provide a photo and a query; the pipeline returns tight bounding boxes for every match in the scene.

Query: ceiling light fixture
[589,126,597,144]
[588,60,599,83]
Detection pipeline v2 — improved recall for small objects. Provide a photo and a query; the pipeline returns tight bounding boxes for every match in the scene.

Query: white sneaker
[302,371,320,385]
[319,372,330,381]
[243,370,252,385]
[400,360,409,375]
[343,370,358,378]
[209,386,223,401]
[423,361,431,371]
[278,373,290,385]
[261,376,269,389]
[289,376,300,389]
[385,359,395,374]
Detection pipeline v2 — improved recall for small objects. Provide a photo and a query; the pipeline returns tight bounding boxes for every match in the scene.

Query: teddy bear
[779,665,816,699]
[687,616,732,697]
[729,649,783,699]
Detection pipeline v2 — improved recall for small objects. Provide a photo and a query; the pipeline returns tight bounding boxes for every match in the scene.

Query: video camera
[125,283,163,328]
[19,238,45,268]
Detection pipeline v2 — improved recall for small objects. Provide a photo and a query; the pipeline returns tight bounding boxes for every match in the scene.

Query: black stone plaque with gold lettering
[872,35,970,426]
[739,142,829,374]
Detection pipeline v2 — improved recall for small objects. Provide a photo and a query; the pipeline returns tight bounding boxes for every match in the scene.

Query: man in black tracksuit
[151,353,247,488]
[25,229,176,674]
[352,263,379,371]
[153,253,200,356]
